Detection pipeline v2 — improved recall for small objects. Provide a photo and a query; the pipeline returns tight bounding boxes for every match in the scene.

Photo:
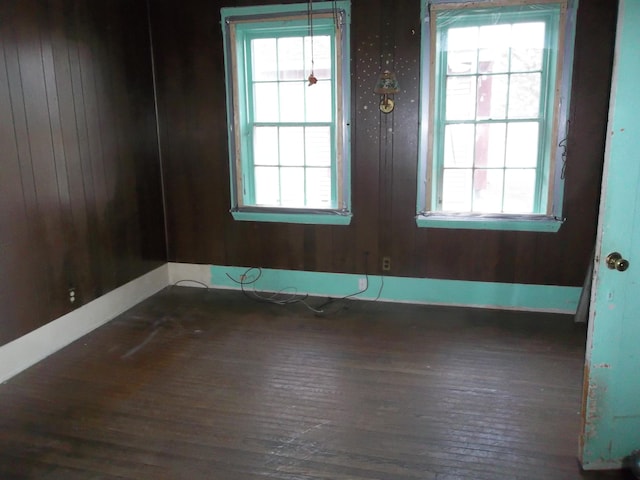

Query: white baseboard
[168,262,213,287]
[0,264,169,384]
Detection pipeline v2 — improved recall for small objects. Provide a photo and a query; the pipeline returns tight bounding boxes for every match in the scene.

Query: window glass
[422,2,568,216]
[221,2,351,220]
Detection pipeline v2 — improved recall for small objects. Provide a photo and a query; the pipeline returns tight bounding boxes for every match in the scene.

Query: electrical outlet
[382,256,391,271]
[358,277,367,291]
[68,287,76,304]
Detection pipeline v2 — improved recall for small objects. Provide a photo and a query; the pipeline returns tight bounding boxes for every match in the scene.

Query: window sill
[415,213,564,232]
[231,208,352,225]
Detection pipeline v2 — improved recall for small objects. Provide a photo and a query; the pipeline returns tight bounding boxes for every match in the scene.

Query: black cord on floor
[171,279,210,289]
[226,267,325,314]
[172,261,386,318]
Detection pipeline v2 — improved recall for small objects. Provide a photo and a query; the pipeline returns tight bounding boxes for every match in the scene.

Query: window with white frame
[417,0,576,228]
[221,2,351,224]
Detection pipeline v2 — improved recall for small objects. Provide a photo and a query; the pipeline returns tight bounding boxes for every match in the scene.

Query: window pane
[446,76,477,120]
[506,122,539,167]
[279,127,304,166]
[503,169,536,213]
[447,50,476,75]
[254,83,279,122]
[306,167,332,207]
[252,38,277,81]
[223,7,351,213]
[446,27,478,74]
[424,4,568,217]
[442,169,472,211]
[254,127,279,166]
[306,80,332,122]
[305,127,331,166]
[277,37,304,81]
[478,24,510,73]
[255,166,280,205]
[444,124,474,167]
[508,73,541,119]
[280,167,305,206]
[279,82,305,122]
[475,123,506,168]
[511,22,545,72]
[304,35,332,80]
[473,169,504,213]
[477,74,508,120]
[447,26,478,50]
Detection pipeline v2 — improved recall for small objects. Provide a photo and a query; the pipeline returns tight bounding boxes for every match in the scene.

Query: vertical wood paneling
[76,1,117,294]
[388,0,420,277]
[20,0,69,319]
[351,0,382,273]
[0,0,166,346]
[0,31,26,248]
[152,0,617,286]
[1,3,50,333]
[556,0,618,286]
[47,0,91,306]
[41,2,77,316]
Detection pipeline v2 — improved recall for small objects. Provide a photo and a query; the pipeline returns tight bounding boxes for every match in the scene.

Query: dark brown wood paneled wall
[0,0,166,346]
[151,0,617,286]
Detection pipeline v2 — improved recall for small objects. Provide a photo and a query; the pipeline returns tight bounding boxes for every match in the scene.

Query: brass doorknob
[606,252,629,272]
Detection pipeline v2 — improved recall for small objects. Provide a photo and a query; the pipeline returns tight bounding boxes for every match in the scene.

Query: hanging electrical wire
[307,0,317,85]
[225,267,325,313]
[224,265,384,316]
[559,136,568,179]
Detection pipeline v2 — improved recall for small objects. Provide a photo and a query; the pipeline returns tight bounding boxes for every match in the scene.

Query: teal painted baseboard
[209,265,580,314]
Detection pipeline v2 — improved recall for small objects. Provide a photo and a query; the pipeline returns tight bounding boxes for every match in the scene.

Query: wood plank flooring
[0,287,633,479]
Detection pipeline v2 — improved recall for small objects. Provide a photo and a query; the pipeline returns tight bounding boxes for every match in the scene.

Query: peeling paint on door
[580,0,640,470]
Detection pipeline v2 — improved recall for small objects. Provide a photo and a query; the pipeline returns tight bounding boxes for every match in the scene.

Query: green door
[580,0,640,469]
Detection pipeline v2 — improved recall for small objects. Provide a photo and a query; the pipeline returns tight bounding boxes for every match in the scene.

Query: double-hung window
[417,1,577,231]
[221,2,351,225]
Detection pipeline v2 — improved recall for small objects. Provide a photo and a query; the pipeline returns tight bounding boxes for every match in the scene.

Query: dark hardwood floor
[0,287,633,479]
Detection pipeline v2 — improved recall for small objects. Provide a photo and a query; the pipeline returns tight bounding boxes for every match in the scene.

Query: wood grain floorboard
[0,287,633,480]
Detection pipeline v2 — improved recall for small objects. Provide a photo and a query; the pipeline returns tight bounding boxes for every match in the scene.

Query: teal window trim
[232,210,352,225]
[432,7,561,215]
[241,20,338,207]
[417,0,578,230]
[415,213,563,232]
[221,2,351,223]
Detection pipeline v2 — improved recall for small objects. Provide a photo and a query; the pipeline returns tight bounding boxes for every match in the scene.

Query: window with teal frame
[416,0,578,232]
[221,2,351,225]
